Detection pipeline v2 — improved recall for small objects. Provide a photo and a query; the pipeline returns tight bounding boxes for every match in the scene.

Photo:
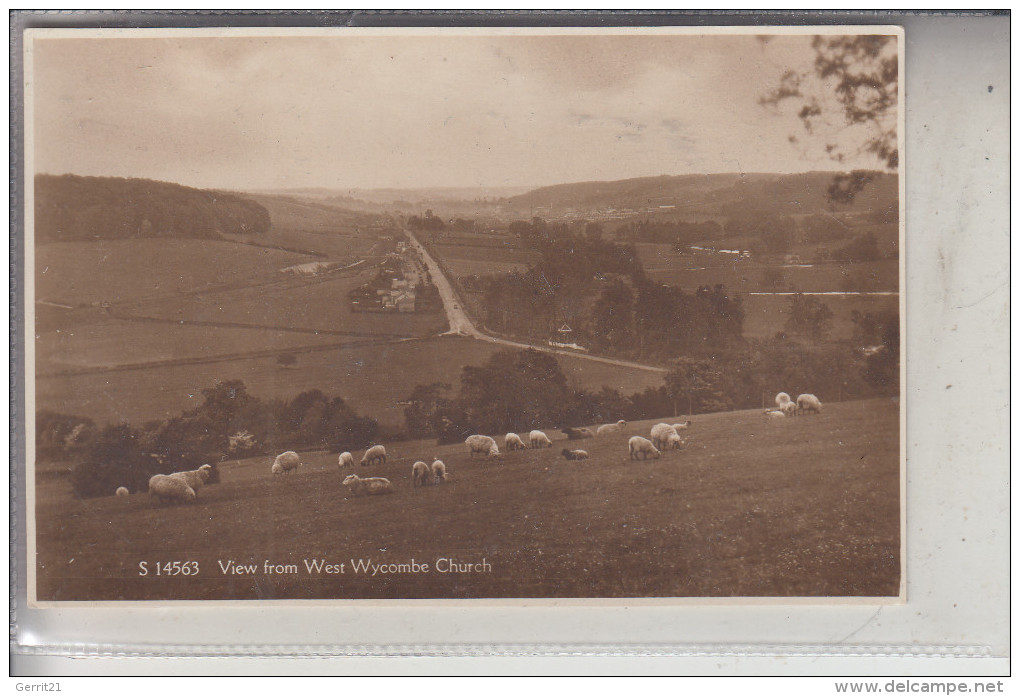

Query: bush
[70,424,168,499]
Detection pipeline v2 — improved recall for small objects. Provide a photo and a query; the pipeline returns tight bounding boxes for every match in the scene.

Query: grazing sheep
[412,461,431,488]
[561,427,594,440]
[148,474,197,505]
[596,420,628,436]
[338,451,355,468]
[561,448,590,461]
[650,423,684,451]
[775,392,792,408]
[628,436,661,460]
[115,486,129,497]
[671,421,692,431]
[504,433,528,451]
[529,430,553,448]
[431,460,447,484]
[342,474,394,496]
[797,393,823,414]
[466,434,501,458]
[360,445,387,467]
[171,464,213,491]
[272,451,301,475]
[780,400,798,417]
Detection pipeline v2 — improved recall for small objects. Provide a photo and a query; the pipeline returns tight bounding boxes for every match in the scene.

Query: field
[113,269,447,337]
[634,243,899,293]
[432,242,540,279]
[34,198,455,422]
[35,335,668,428]
[36,239,315,307]
[35,319,345,372]
[34,398,901,600]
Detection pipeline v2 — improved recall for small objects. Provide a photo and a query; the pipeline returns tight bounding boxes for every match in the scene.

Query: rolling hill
[503,171,898,218]
[34,174,272,243]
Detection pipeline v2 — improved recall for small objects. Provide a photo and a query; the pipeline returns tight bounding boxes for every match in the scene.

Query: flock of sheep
[123,393,821,505]
[764,392,822,418]
[459,419,694,466]
[284,447,448,497]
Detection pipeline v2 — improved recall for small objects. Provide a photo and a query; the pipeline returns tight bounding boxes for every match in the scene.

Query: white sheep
[342,474,394,496]
[504,433,528,451]
[171,464,213,491]
[431,460,447,484]
[562,426,595,440]
[360,445,387,466]
[650,423,683,451]
[272,451,301,475]
[797,393,823,414]
[780,400,798,417]
[148,474,197,505]
[775,392,792,408]
[671,421,692,431]
[466,434,501,458]
[561,448,590,461]
[595,420,627,436]
[338,451,355,468]
[412,461,431,488]
[529,430,553,448]
[628,436,661,460]
[115,486,129,497]
[764,409,786,418]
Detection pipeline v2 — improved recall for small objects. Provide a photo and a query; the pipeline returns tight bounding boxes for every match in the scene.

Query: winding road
[406,231,667,375]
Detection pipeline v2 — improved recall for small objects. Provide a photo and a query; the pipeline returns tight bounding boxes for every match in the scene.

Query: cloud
[29,32,888,189]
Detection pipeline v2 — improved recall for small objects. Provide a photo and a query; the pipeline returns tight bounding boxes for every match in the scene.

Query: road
[406,231,667,375]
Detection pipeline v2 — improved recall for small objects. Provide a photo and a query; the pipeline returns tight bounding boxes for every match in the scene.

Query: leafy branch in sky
[760,35,898,202]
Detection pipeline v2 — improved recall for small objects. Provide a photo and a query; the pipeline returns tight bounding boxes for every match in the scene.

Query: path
[406,231,667,375]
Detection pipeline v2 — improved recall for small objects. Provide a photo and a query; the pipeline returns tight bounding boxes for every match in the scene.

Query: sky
[29,30,896,191]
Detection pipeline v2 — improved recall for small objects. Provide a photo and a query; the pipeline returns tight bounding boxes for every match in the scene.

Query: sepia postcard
[23,25,904,605]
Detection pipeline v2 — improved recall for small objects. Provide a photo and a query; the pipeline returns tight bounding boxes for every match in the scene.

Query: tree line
[38,380,378,498]
[403,333,898,445]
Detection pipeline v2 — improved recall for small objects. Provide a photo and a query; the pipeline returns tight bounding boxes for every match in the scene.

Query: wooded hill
[503,171,898,218]
[34,174,271,243]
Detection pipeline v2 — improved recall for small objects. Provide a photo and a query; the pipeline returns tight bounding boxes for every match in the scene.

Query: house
[396,292,416,312]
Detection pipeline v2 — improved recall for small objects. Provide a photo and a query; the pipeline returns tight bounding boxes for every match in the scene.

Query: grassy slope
[35,398,899,600]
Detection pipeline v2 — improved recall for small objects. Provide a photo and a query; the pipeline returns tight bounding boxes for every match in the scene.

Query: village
[348,239,441,313]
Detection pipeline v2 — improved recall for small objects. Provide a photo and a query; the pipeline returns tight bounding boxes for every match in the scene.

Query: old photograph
[26,27,902,602]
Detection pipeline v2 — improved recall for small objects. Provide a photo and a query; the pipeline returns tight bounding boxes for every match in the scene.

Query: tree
[760,35,898,201]
[590,280,636,351]
[403,382,452,438]
[70,423,163,498]
[665,358,731,416]
[784,294,835,342]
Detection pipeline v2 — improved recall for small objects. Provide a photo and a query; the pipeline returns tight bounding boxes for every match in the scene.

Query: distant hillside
[35,174,271,243]
[504,171,898,218]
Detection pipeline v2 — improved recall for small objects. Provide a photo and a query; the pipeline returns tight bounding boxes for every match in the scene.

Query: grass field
[115,269,447,338]
[35,319,347,372]
[442,259,533,276]
[34,398,900,600]
[36,239,316,307]
[35,335,668,428]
